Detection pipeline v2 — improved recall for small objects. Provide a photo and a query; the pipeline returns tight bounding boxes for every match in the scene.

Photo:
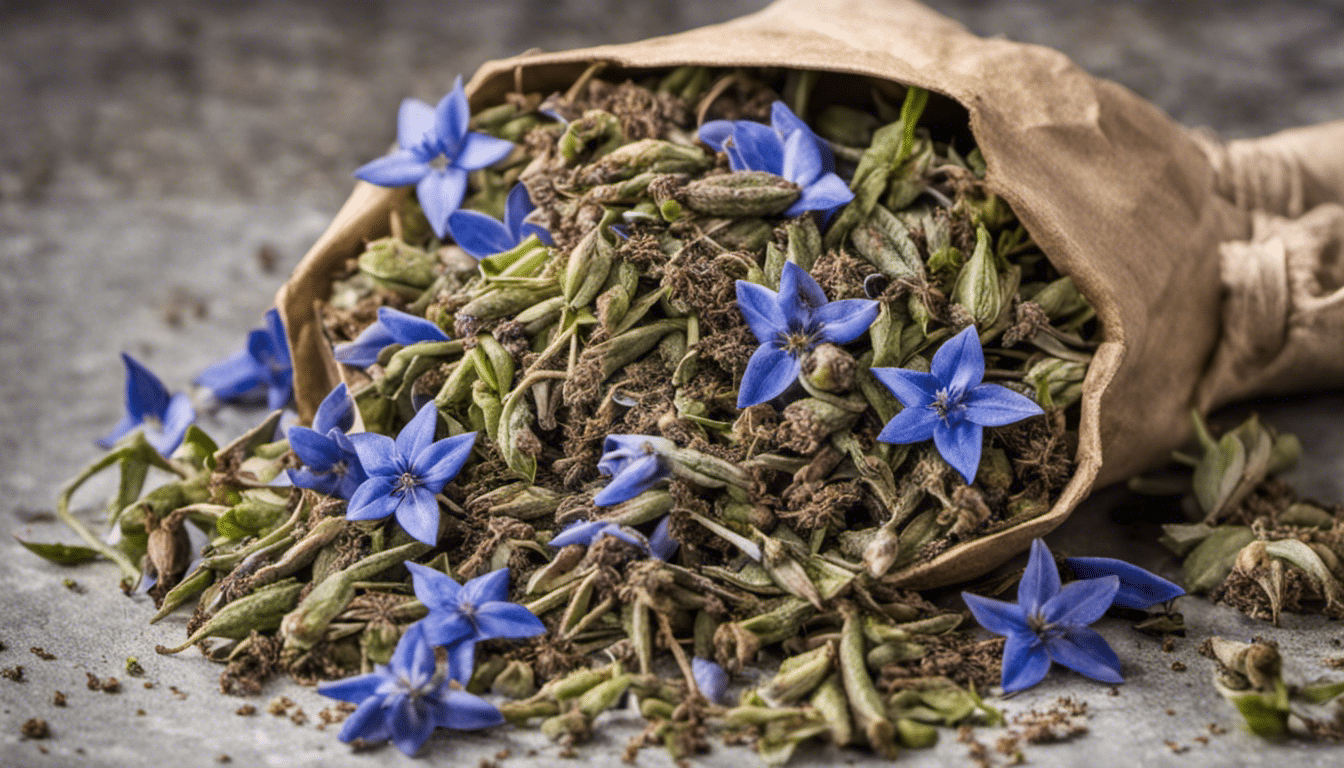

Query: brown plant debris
[21,718,50,739]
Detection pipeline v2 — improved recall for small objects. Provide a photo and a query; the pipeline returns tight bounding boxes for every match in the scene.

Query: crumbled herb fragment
[236,704,256,716]
[29,647,54,661]
[125,657,144,676]
[21,718,49,739]
[3,665,25,682]
[52,691,66,707]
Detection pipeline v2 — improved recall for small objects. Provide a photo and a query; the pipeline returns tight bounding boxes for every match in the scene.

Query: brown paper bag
[276,0,1344,588]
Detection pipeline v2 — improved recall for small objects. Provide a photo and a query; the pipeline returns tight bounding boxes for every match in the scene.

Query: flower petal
[812,298,879,344]
[338,697,392,744]
[395,486,442,545]
[390,622,437,686]
[932,419,983,484]
[446,638,476,684]
[693,657,729,704]
[287,467,340,497]
[377,306,450,345]
[1001,631,1052,693]
[288,426,342,470]
[349,432,400,477]
[931,325,985,395]
[771,101,835,174]
[433,77,470,154]
[697,120,734,151]
[333,321,396,368]
[735,280,786,344]
[1017,539,1062,616]
[97,414,139,449]
[405,561,462,613]
[422,613,474,648]
[549,521,605,548]
[396,97,437,151]
[194,350,266,402]
[432,690,504,731]
[1066,556,1186,611]
[1043,576,1120,628]
[417,167,469,238]
[451,208,519,259]
[355,149,430,187]
[502,182,534,235]
[593,453,666,506]
[876,404,940,445]
[778,261,829,318]
[648,515,679,561]
[396,402,441,461]
[346,478,400,521]
[388,700,436,756]
[961,592,1027,638]
[313,382,356,434]
[455,132,514,170]
[121,353,172,422]
[729,121,786,176]
[414,431,477,491]
[317,671,384,704]
[473,602,546,639]
[784,173,853,218]
[152,393,196,456]
[1046,627,1124,684]
[460,566,511,605]
[781,129,823,187]
[963,384,1044,427]
[869,367,939,407]
[736,344,801,408]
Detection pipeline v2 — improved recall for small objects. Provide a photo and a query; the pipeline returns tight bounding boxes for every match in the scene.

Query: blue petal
[150,393,195,456]
[649,515,679,561]
[876,404,940,445]
[730,122,786,176]
[338,696,393,744]
[601,523,650,551]
[97,414,139,450]
[317,671,385,704]
[422,613,474,649]
[931,325,985,395]
[346,476,400,521]
[781,129,823,187]
[313,382,355,434]
[434,77,470,154]
[396,98,437,151]
[549,521,606,548]
[597,434,665,477]
[503,182,534,235]
[784,173,854,218]
[963,384,1044,427]
[354,149,430,187]
[736,344,801,408]
[771,101,835,174]
[593,453,666,506]
[1066,557,1186,611]
[121,353,172,422]
[448,209,514,259]
[288,426,342,470]
[1046,627,1124,684]
[414,431,477,491]
[455,132,514,170]
[1043,576,1120,628]
[460,566,511,606]
[932,419,983,485]
[431,690,504,731]
[446,638,476,685]
[519,221,552,245]
[1001,631,1052,693]
[812,298,879,345]
[693,657,730,704]
[735,280,787,345]
[406,561,462,613]
[473,602,546,639]
[395,485,442,545]
[778,261,829,319]
[388,699,436,756]
[378,306,451,345]
[417,167,469,238]
[870,368,939,408]
[697,120,734,151]
[396,401,441,460]
[349,432,400,477]
[961,592,1027,637]
[1017,539,1061,616]
[391,622,437,686]
[286,467,340,497]
[333,321,396,368]
[194,350,266,402]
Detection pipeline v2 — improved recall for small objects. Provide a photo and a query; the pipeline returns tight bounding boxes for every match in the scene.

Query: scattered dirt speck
[21,718,49,739]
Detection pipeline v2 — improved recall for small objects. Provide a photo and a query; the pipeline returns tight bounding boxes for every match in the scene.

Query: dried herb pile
[44,67,1108,761]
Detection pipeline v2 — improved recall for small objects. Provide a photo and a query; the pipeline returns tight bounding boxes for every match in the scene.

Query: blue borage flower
[692,656,729,704]
[963,539,1123,693]
[446,182,552,259]
[355,77,515,238]
[405,562,545,682]
[549,518,678,561]
[286,383,367,500]
[334,306,451,369]
[1066,556,1186,611]
[317,622,503,756]
[735,261,879,407]
[593,434,675,506]
[346,403,476,545]
[872,325,1043,484]
[98,353,196,456]
[195,308,293,410]
[698,101,854,219]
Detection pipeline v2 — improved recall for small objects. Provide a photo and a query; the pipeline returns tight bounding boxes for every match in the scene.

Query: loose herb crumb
[168,685,187,699]
[125,657,144,676]
[1012,697,1090,744]
[136,708,146,716]
[236,704,257,716]
[217,754,232,764]
[1208,723,1226,735]
[1162,636,1176,653]
[52,691,65,707]
[29,647,55,661]
[1171,661,1187,672]
[21,717,49,739]
[1164,740,1188,754]
[86,673,121,693]
[62,578,83,593]
[3,665,25,682]
[268,696,295,716]
[290,707,308,726]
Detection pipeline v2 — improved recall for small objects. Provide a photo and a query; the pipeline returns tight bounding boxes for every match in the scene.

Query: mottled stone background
[2,2,1343,766]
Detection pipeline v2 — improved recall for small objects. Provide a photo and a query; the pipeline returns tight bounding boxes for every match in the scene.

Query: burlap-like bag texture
[277,0,1344,588]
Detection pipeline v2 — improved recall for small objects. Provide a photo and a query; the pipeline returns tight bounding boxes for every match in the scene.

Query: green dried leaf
[15,537,102,565]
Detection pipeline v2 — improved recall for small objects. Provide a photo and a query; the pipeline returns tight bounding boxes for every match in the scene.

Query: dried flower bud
[358,237,439,294]
[951,225,1001,328]
[681,171,801,217]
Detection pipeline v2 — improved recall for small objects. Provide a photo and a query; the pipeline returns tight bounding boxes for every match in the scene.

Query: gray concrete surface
[3,1,1344,766]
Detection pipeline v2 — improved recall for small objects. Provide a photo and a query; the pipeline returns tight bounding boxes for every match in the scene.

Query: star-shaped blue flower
[735,261,879,407]
[355,76,515,238]
[317,621,503,756]
[872,325,1043,484]
[593,434,675,506]
[1066,557,1186,611]
[446,182,552,259]
[333,306,451,369]
[98,353,196,456]
[698,101,854,218]
[963,539,1124,693]
[405,562,545,681]
[286,382,367,500]
[195,308,293,410]
[346,403,476,545]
